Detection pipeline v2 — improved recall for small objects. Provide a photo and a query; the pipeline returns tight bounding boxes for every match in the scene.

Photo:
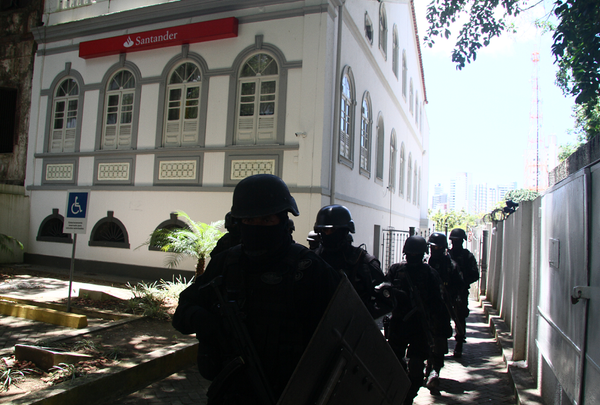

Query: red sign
[79,17,238,59]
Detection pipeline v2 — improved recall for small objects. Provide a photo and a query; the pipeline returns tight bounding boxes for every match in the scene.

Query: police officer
[313,204,392,318]
[172,174,341,404]
[448,228,479,357]
[386,236,452,404]
[426,232,465,388]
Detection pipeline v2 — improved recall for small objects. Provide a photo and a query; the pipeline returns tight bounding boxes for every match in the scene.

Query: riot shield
[278,277,410,405]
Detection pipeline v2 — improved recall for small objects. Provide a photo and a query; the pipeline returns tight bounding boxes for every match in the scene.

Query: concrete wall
[478,138,600,405]
[0,185,29,264]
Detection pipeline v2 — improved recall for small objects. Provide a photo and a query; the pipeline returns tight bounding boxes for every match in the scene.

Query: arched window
[399,142,405,198]
[407,153,412,201]
[402,51,407,99]
[379,3,388,59]
[148,212,189,251]
[102,70,135,150]
[235,53,279,145]
[415,92,420,125]
[89,211,130,248]
[409,79,414,115]
[413,161,418,204]
[418,167,422,206]
[389,130,397,192]
[37,209,72,243]
[364,12,373,45]
[163,62,202,147]
[376,114,385,181]
[339,67,355,163]
[392,26,399,78]
[360,92,372,174]
[50,79,79,153]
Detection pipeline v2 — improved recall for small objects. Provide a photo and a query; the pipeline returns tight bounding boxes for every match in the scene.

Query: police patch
[297,259,312,270]
[261,272,283,285]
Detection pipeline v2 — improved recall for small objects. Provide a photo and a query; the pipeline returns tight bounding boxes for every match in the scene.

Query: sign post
[64,190,90,312]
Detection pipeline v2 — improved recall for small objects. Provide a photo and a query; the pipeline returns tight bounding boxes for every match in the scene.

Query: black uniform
[449,246,478,344]
[428,250,464,373]
[173,241,341,404]
[386,260,452,403]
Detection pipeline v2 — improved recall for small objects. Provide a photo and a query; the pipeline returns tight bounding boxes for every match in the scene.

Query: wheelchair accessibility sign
[64,190,90,234]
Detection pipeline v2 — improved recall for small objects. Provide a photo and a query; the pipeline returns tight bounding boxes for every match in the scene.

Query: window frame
[407,152,412,201]
[379,3,388,59]
[44,67,85,154]
[359,92,372,177]
[364,12,374,45]
[339,66,356,167]
[392,26,399,79]
[96,61,141,151]
[399,142,405,198]
[375,114,385,182]
[402,51,407,99]
[388,129,397,192]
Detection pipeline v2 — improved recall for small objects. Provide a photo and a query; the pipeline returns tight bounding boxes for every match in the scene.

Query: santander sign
[79,17,238,59]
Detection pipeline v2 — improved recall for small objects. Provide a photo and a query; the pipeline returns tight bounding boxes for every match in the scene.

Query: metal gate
[380,228,410,272]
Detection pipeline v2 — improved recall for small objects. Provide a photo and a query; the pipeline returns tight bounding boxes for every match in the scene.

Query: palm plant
[0,234,24,256]
[141,211,224,277]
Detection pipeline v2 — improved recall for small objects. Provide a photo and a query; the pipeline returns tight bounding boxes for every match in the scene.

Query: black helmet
[449,228,467,241]
[314,204,356,233]
[231,174,299,219]
[428,232,448,249]
[403,236,428,255]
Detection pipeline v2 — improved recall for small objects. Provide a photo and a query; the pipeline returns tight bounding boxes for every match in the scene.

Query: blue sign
[65,190,90,233]
[67,192,89,218]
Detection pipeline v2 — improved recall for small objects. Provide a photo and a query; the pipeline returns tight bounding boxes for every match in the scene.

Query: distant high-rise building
[430,183,448,212]
[449,172,469,212]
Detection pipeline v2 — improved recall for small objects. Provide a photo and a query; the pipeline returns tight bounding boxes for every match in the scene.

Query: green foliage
[0,234,24,256]
[425,0,600,139]
[125,277,192,320]
[428,209,479,233]
[424,0,521,70]
[1,367,29,392]
[503,189,540,202]
[139,211,224,272]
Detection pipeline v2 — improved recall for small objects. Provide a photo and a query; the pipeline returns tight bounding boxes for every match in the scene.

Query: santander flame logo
[123,37,134,48]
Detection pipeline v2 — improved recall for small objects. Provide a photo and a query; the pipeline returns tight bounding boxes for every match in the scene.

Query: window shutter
[182,120,198,144]
[51,130,64,153]
[103,126,117,149]
[64,128,76,152]
[118,124,132,148]
[237,117,255,143]
[165,122,180,146]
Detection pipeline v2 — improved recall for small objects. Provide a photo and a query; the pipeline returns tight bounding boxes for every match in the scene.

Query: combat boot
[426,370,440,391]
[454,341,463,358]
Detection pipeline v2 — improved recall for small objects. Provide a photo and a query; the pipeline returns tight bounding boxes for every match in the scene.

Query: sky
[412,1,577,202]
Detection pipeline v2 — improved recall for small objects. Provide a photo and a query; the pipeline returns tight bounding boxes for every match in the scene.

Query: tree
[424,0,600,139]
[139,211,224,277]
[503,188,540,202]
[429,209,479,233]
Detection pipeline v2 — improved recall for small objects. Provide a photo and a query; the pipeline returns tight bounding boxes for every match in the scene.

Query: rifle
[440,284,465,338]
[209,276,276,405]
[400,268,436,352]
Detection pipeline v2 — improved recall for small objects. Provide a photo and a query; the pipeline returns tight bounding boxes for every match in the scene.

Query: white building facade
[25,0,429,277]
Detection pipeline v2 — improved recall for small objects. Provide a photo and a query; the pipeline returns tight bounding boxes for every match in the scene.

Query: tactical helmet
[314,204,356,233]
[403,236,428,255]
[428,232,448,249]
[230,174,299,219]
[449,228,467,241]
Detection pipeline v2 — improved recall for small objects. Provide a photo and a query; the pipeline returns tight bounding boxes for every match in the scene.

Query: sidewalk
[109,299,523,405]
[0,265,543,405]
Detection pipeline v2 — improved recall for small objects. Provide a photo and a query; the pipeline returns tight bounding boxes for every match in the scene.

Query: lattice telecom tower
[524,51,547,192]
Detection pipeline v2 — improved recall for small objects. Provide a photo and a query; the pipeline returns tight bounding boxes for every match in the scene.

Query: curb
[481,299,545,405]
[9,341,199,405]
[0,300,88,328]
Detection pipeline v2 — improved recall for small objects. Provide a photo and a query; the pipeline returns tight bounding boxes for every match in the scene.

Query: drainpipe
[330,1,344,205]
